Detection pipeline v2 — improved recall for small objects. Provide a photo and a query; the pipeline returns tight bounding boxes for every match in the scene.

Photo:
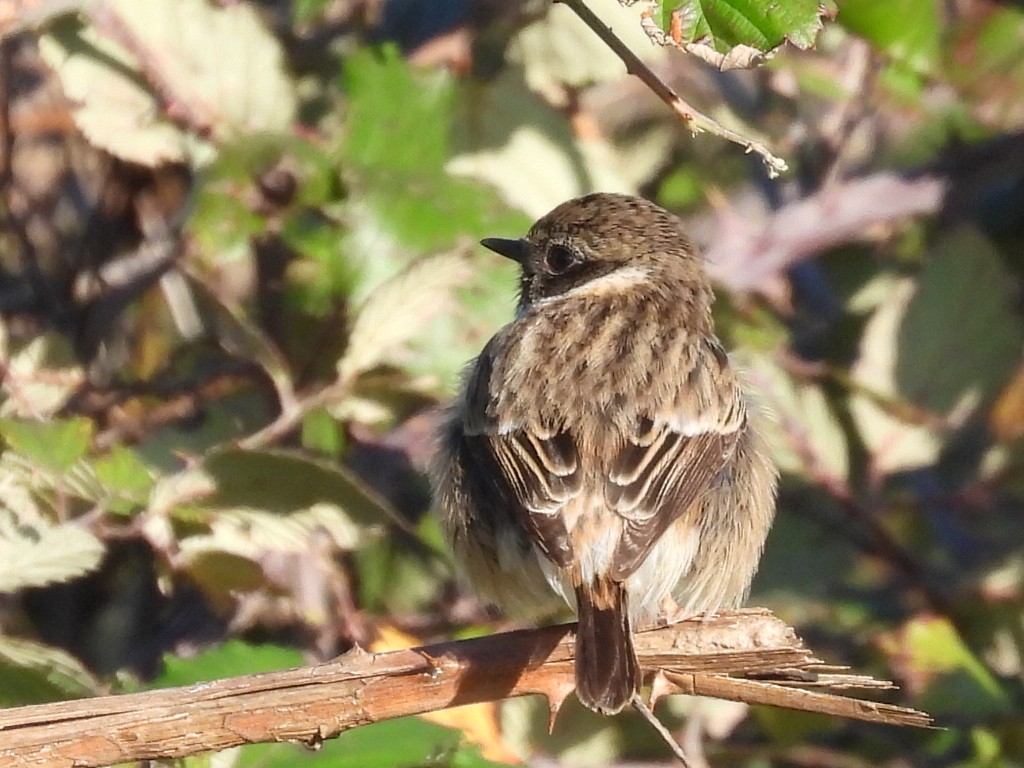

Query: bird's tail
[574,577,639,715]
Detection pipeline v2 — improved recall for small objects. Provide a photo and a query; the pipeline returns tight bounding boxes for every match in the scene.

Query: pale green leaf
[40,0,296,166]
[448,64,634,220]
[338,249,475,383]
[0,513,105,592]
[0,333,84,418]
[878,615,1012,717]
[840,0,940,74]
[0,635,101,704]
[737,352,849,482]
[39,16,191,165]
[849,227,1024,474]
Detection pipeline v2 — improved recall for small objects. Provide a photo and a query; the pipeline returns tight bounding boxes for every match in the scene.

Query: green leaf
[0,635,101,705]
[340,46,527,264]
[652,0,835,68]
[839,0,940,74]
[149,641,303,688]
[92,444,155,514]
[0,512,105,591]
[202,448,407,532]
[0,416,93,473]
[849,227,1024,474]
[235,716,508,768]
[879,616,1012,718]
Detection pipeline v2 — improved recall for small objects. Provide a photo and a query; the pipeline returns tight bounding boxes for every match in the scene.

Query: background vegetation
[1,0,1023,765]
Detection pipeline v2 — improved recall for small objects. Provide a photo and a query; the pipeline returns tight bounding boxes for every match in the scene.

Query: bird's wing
[461,338,579,567]
[605,339,746,581]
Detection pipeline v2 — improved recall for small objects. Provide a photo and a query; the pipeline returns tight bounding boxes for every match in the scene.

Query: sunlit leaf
[0,513,105,592]
[840,0,940,74]
[0,635,101,705]
[0,416,93,473]
[648,0,835,69]
[338,249,474,384]
[93,444,155,514]
[849,227,1023,474]
[39,0,296,165]
[737,351,849,482]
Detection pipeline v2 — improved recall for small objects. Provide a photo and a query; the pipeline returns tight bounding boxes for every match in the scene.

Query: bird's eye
[545,244,576,274]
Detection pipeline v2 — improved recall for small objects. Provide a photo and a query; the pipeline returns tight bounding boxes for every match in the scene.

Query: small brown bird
[432,193,777,714]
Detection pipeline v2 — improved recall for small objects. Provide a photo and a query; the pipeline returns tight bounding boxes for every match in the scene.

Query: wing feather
[462,338,580,567]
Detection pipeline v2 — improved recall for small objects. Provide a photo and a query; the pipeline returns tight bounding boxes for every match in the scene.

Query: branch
[554,0,789,177]
[0,610,931,767]
[704,172,948,293]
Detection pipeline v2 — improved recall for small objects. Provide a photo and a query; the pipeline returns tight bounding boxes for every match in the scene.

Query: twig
[0,610,931,767]
[553,0,788,177]
[632,692,692,767]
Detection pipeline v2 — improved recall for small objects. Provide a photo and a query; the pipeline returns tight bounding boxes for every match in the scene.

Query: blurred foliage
[1,0,1024,766]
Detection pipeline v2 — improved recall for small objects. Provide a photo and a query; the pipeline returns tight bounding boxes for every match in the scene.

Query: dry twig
[554,0,789,177]
[0,609,931,768]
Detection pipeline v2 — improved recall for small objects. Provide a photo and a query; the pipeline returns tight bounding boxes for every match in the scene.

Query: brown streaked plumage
[432,192,778,715]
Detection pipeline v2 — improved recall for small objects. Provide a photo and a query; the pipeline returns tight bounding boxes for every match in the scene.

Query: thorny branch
[554,0,789,177]
[0,610,930,768]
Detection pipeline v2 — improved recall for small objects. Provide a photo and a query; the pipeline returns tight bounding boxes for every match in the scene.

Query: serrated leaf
[849,227,1023,474]
[39,15,189,164]
[0,635,101,705]
[338,249,474,383]
[202,448,407,532]
[0,416,93,473]
[650,0,834,69]
[0,513,105,591]
[185,502,370,557]
[0,333,84,418]
[40,0,296,165]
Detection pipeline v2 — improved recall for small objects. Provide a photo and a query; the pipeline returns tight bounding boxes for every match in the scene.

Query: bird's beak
[480,237,528,264]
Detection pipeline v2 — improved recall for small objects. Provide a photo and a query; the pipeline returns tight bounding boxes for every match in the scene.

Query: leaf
[0,635,101,705]
[39,15,190,165]
[92,444,155,514]
[877,615,1012,718]
[0,333,84,417]
[0,513,105,592]
[202,448,408,532]
[448,63,631,220]
[148,641,303,689]
[839,0,940,75]
[337,249,474,384]
[0,416,93,473]
[648,0,836,70]
[849,227,1024,474]
[340,45,529,264]
[737,351,849,482]
[40,0,296,165]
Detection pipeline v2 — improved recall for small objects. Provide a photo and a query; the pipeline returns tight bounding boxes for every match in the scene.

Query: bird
[431,192,778,715]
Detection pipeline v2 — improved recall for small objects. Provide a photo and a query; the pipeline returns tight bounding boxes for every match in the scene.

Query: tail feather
[574,579,639,715]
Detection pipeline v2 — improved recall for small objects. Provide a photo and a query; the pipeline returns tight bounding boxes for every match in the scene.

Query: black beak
[480,237,527,264]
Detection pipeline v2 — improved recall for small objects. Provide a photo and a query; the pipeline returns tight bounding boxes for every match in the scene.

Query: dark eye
[545,244,576,274]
